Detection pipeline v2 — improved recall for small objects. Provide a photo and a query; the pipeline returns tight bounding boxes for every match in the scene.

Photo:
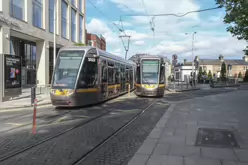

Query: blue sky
[85,0,247,61]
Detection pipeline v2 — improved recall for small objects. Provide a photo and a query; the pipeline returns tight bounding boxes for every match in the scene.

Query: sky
[85,0,247,62]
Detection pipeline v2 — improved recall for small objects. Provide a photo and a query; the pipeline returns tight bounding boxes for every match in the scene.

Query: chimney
[219,55,224,62]
[243,55,248,62]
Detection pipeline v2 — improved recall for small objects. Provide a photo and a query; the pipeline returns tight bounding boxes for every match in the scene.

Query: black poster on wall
[4,55,21,89]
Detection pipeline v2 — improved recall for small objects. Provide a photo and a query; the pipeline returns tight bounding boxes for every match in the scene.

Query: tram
[135,55,166,97]
[50,46,136,107]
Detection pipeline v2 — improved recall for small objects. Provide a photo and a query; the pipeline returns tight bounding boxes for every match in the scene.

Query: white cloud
[86,18,119,44]
[150,33,247,60]
[133,40,145,46]
[86,0,247,60]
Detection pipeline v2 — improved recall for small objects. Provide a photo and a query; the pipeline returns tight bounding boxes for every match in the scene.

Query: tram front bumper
[136,87,159,96]
[50,94,77,107]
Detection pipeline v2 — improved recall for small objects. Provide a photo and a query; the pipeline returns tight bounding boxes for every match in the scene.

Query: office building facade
[0,0,86,102]
[0,0,86,87]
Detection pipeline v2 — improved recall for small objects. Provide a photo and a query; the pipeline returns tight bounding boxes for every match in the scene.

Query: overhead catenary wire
[87,0,131,59]
[121,6,222,17]
[87,0,124,32]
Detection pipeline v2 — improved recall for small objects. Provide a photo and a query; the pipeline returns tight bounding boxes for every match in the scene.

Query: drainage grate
[195,128,239,148]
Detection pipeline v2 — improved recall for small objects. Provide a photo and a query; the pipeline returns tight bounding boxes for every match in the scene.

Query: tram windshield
[52,50,85,89]
[141,60,159,84]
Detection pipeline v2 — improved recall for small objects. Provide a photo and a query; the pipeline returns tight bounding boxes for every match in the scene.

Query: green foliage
[244,70,248,82]
[74,42,86,46]
[238,72,243,78]
[207,70,213,79]
[220,62,227,80]
[215,0,248,54]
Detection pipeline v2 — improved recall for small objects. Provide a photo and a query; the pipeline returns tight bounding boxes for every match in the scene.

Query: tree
[244,70,248,82]
[220,62,227,80]
[215,0,248,54]
[74,42,86,46]
[198,66,203,81]
[238,72,243,78]
[208,70,213,80]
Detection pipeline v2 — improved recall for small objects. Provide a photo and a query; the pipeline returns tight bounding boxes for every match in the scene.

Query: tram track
[72,99,157,165]
[0,97,148,163]
[0,110,72,134]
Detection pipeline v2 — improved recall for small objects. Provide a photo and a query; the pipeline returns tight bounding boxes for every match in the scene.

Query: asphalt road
[0,87,247,165]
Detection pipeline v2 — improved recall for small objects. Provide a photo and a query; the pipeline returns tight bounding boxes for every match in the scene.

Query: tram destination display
[4,55,21,89]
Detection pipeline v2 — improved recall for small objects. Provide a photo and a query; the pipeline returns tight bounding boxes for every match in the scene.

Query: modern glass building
[0,0,86,91]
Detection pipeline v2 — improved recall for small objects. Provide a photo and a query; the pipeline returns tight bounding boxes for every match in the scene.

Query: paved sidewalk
[0,94,51,110]
[128,90,248,165]
[167,83,208,92]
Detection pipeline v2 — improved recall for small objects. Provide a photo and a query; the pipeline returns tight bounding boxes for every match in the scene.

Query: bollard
[31,87,36,105]
[32,99,37,134]
[128,84,130,96]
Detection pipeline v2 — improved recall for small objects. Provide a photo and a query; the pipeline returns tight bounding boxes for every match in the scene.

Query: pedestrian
[189,72,193,87]
[193,72,196,87]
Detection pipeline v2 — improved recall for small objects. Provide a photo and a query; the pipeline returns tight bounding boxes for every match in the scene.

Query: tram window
[108,67,114,84]
[77,57,98,88]
[114,63,120,84]
[160,65,165,83]
[101,60,107,83]
[136,66,141,83]
[53,51,84,88]
[125,69,129,83]
[130,69,133,84]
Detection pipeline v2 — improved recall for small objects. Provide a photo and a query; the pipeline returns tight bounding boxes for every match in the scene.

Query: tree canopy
[215,0,248,54]
[221,62,227,80]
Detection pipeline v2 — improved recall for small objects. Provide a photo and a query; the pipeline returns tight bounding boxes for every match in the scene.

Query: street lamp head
[194,32,197,34]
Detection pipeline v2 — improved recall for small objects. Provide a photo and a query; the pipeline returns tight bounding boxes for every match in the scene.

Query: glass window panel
[61,1,68,38]
[52,51,85,89]
[79,0,83,12]
[33,0,43,28]
[49,0,54,33]
[71,9,76,42]
[71,0,75,7]
[10,0,25,20]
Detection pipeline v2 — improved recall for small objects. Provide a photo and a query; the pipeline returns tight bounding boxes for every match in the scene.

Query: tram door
[120,64,125,93]
[100,60,108,100]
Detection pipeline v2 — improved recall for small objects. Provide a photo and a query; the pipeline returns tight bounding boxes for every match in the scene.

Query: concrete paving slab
[146,155,183,165]
[169,144,201,158]
[234,149,248,162]
[136,138,158,155]
[127,154,149,165]
[147,127,163,139]
[222,161,248,165]
[201,147,238,161]
[184,157,221,165]
[152,142,170,155]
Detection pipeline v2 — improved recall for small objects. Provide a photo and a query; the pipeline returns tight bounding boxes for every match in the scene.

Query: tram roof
[136,54,165,60]
[59,46,135,65]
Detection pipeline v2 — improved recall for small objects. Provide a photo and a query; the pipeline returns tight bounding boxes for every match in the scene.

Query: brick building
[86,32,106,51]
[196,55,248,77]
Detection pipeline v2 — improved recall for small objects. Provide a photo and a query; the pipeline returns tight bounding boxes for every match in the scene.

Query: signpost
[3,55,22,101]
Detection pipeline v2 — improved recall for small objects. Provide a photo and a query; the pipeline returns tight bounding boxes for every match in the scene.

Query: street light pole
[192,32,196,77]
[185,32,197,76]
[53,0,57,69]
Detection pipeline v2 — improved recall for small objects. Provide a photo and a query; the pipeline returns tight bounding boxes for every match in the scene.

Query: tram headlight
[65,89,74,96]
